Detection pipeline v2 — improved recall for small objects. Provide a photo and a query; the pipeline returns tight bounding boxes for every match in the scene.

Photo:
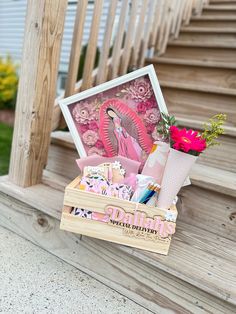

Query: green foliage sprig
[201,114,227,147]
[157,112,177,142]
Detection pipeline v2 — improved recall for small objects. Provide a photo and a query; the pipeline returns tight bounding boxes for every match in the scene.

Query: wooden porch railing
[9,0,208,187]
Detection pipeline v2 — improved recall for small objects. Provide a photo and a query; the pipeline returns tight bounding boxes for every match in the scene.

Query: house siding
[0,0,122,74]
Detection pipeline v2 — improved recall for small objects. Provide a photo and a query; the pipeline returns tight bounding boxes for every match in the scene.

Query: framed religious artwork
[59,64,168,167]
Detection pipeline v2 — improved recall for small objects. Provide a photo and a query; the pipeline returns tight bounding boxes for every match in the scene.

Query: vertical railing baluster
[81,0,104,90]
[130,0,149,69]
[138,0,156,67]
[96,0,118,85]
[109,0,129,80]
[119,0,139,75]
[64,0,88,98]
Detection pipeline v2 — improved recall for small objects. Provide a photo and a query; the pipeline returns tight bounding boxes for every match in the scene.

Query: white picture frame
[59,64,168,158]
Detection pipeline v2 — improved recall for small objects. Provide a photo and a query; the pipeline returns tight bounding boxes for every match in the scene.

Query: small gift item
[131,174,155,202]
[101,160,126,183]
[83,165,109,180]
[141,141,169,185]
[138,182,161,204]
[78,175,133,200]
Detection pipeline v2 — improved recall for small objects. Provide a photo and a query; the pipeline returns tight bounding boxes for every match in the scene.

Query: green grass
[0,123,13,175]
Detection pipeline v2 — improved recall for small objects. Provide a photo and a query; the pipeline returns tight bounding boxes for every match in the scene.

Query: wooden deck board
[0,175,235,306]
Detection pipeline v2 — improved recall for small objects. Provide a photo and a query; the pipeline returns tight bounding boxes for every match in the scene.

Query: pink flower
[128,78,153,102]
[146,124,155,134]
[72,102,97,124]
[88,121,98,131]
[137,103,147,114]
[80,124,89,133]
[95,140,104,149]
[82,130,99,146]
[145,100,156,109]
[170,126,206,153]
[144,108,161,124]
[137,99,157,114]
[88,147,105,156]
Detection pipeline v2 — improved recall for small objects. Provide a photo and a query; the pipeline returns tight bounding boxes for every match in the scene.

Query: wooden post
[9,0,67,187]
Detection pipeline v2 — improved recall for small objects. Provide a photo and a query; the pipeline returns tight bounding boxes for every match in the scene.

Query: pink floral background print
[69,75,162,163]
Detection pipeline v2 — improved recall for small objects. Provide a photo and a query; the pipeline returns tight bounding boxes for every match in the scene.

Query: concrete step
[0,173,236,312]
[163,45,236,63]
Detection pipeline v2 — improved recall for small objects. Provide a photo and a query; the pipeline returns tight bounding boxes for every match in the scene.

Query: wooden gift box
[60,176,178,255]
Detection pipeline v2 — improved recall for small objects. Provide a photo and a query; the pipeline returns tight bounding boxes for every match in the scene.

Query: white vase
[157,148,197,209]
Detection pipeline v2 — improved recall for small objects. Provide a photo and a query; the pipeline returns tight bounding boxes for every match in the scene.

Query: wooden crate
[60,176,178,255]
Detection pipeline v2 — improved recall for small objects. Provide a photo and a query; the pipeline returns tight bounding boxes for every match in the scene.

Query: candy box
[60,176,178,255]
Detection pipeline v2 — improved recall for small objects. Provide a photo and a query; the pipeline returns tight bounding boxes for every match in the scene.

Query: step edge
[191,15,236,20]
[180,27,236,33]
[190,164,236,197]
[160,80,236,96]
[176,116,236,136]
[147,57,236,69]
[168,41,236,49]
[204,5,236,9]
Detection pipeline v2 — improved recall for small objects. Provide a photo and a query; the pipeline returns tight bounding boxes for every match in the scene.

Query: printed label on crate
[71,205,176,241]
[105,205,176,239]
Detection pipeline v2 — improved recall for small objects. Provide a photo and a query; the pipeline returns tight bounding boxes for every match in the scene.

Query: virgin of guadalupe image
[99,99,153,163]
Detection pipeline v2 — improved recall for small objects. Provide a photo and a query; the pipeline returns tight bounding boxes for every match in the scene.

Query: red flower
[170,126,206,154]
[95,140,104,149]
[146,123,155,134]
[137,102,146,114]
[80,124,89,133]
[137,100,156,114]
[89,121,99,131]
[145,100,156,110]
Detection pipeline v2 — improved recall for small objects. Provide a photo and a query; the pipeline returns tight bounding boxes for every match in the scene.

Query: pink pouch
[76,155,140,179]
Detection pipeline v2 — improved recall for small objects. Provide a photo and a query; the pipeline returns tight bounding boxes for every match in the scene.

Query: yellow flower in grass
[0,56,18,108]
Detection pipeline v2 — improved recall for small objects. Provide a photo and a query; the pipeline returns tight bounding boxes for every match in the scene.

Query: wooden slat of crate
[61,176,177,255]
[64,177,177,218]
[60,212,171,255]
